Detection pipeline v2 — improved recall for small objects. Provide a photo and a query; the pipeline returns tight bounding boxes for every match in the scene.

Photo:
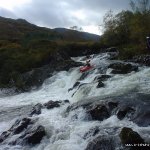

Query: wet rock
[132,55,150,66]
[0,118,31,143]
[12,118,31,134]
[63,100,70,103]
[0,131,10,143]
[44,100,61,109]
[83,126,100,139]
[88,105,110,121]
[119,127,145,148]
[29,103,43,116]
[117,107,135,120]
[79,71,90,80]
[134,111,150,127]
[85,136,115,150]
[105,47,118,53]
[108,63,138,74]
[21,125,46,144]
[68,81,80,91]
[96,81,105,88]
[44,100,69,109]
[105,47,119,60]
[108,102,118,111]
[94,75,111,82]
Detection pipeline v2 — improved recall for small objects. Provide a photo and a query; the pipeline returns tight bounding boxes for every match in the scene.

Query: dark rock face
[43,100,69,109]
[132,55,150,66]
[104,47,119,60]
[88,105,110,121]
[108,102,118,111]
[83,126,100,139]
[0,118,31,143]
[94,75,111,82]
[96,81,105,88]
[108,63,138,74]
[119,127,145,149]
[29,103,43,116]
[44,100,61,109]
[117,107,135,120]
[22,125,46,145]
[85,136,115,150]
[105,47,118,53]
[13,118,31,135]
[0,131,10,143]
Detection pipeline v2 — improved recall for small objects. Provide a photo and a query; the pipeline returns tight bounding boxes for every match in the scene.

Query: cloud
[0,0,130,34]
[0,7,17,18]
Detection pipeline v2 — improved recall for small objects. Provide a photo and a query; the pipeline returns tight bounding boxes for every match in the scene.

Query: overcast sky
[0,0,130,35]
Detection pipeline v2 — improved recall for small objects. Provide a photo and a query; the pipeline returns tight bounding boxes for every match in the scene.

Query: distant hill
[0,16,100,42]
[54,28,100,42]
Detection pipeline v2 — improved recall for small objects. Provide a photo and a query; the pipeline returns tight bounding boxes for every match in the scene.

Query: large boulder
[87,105,110,121]
[117,107,135,120]
[22,125,46,145]
[108,63,138,74]
[29,103,43,116]
[119,127,147,150]
[0,118,31,143]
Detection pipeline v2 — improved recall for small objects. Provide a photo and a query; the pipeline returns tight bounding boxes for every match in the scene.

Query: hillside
[54,28,100,41]
[0,16,101,91]
[0,16,100,42]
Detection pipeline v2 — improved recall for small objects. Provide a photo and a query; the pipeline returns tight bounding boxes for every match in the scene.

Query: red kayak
[80,65,93,72]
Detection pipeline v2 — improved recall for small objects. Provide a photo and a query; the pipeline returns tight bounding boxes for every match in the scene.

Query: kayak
[80,66,93,72]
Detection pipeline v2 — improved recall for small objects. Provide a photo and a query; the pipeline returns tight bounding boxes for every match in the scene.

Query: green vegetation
[100,0,150,59]
[0,17,101,89]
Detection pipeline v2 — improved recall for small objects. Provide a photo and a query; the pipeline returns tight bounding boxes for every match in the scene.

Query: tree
[70,26,83,31]
[130,0,150,13]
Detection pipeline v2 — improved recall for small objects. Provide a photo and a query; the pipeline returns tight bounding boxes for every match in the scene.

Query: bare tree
[130,0,150,13]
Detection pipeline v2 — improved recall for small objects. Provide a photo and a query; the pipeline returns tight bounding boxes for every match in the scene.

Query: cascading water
[0,52,150,150]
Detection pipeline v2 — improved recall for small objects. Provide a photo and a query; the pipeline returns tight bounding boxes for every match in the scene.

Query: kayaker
[86,59,91,67]
[146,36,150,50]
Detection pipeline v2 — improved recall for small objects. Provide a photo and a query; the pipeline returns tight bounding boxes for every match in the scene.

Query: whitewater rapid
[0,52,150,150]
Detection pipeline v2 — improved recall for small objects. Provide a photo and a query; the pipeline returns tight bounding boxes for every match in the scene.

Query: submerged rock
[12,118,31,135]
[29,103,43,116]
[108,63,138,74]
[83,126,100,139]
[22,125,46,145]
[0,131,10,143]
[87,105,110,121]
[44,100,69,109]
[96,81,105,88]
[85,136,115,150]
[94,75,111,82]
[117,107,135,120]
